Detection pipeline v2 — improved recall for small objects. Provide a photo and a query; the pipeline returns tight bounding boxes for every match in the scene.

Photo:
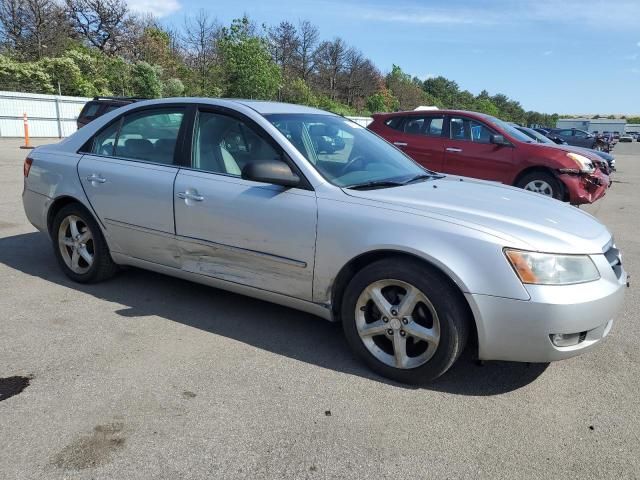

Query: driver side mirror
[241,160,300,188]
[490,134,508,146]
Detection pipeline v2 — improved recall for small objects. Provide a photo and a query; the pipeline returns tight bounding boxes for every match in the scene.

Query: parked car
[21,99,627,384]
[515,126,615,172]
[77,97,142,128]
[547,128,609,151]
[368,110,609,204]
[532,128,569,145]
[619,134,633,143]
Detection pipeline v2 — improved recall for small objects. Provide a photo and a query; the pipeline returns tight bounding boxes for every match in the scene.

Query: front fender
[313,198,531,306]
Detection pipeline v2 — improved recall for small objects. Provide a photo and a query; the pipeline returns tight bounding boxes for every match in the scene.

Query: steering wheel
[340,155,367,175]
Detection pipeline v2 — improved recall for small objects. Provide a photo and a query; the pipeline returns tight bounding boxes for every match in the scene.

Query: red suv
[368,110,609,205]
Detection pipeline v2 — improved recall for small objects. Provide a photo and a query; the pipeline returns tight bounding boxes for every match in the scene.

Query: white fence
[0,90,374,138]
[0,91,90,138]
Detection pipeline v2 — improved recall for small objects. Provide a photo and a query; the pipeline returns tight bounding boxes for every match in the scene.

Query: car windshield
[480,115,534,143]
[266,113,435,188]
[518,127,554,144]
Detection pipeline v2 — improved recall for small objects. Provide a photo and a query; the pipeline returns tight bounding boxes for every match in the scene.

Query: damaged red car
[368,110,609,205]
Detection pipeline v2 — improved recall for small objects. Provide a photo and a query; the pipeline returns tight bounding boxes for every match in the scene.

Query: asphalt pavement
[0,138,638,479]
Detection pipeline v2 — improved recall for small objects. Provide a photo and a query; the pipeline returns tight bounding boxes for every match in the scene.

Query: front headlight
[504,249,600,285]
[566,152,595,173]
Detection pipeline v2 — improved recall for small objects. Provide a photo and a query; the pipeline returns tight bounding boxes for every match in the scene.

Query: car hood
[342,176,611,254]
[530,142,604,164]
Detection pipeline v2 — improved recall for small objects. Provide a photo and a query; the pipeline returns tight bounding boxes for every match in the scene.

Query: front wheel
[516,171,565,201]
[341,259,469,384]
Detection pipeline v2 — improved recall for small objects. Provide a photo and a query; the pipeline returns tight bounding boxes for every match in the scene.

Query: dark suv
[77,97,143,128]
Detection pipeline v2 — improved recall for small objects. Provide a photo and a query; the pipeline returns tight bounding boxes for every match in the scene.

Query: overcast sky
[129,0,640,114]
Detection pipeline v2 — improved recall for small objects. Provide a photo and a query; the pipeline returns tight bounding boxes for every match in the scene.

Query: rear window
[81,102,101,118]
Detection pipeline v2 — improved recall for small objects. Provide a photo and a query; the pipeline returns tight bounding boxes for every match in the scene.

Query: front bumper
[467,254,626,363]
[560,169,609,205]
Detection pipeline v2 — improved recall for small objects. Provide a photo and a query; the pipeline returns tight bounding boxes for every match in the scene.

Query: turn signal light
[23,157,33,177]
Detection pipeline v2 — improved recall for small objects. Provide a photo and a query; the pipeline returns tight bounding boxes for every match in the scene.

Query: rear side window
[81,102,101,118]
[384,117,404,131]
[404,116,444,137]
[91,121,119,156]
[114,109,184,165]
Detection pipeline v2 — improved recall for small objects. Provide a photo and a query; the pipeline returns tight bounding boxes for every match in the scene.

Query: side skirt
[111,252,334,322]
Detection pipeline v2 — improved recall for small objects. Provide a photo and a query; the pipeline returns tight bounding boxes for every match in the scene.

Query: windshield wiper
[402,173,444,185]
[345,180,406,190]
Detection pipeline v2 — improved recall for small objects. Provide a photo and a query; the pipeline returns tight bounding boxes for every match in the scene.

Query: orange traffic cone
[20,112,34,150]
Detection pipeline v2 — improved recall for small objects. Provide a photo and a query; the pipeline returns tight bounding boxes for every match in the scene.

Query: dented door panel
[174,170,317,301]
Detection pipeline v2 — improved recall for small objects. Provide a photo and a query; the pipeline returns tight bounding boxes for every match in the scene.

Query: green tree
[474,98,499,116]
[37,56,96,96]
[366,87,398,113]
[162,77,185,97]
[218,17,281,99]
[280,77,316,106]
[0,54,53,93]
[386,64,425,110]
[130,61,162,98]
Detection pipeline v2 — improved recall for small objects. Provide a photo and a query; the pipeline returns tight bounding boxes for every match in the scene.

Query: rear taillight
[24,157,33,177]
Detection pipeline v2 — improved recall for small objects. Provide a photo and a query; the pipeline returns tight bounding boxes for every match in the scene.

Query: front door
[78,106,186,266]
[173,108,317,301]
[442,116,513,183]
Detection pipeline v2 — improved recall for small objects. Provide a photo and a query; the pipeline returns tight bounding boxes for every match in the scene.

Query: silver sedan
[22,98,627,383]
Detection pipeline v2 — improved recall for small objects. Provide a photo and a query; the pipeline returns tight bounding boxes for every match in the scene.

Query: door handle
[177,191,204,202]
[393,142,408,147]
[86,174,106,184]
[446,147,463,153]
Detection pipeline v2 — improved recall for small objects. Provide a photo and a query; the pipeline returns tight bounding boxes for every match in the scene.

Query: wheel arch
[46,195,97,235]
[330,249,478,351]
[513,166,568,201]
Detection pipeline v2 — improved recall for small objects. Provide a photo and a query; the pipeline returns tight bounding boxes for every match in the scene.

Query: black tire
[515,170,564,201]
[341,258,470,384]
[51,203,118,283]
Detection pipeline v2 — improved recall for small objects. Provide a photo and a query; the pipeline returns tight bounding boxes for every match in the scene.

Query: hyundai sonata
[22,99,626,383]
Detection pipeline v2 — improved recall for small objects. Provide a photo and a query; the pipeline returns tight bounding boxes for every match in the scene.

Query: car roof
[120,97,332,116]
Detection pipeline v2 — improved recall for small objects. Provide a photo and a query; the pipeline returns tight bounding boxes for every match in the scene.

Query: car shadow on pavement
[0,232,548,396]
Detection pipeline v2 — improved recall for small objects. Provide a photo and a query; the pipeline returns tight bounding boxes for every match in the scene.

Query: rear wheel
[341,259,469,384]
[516,171,564,200]
[51,203,118,283]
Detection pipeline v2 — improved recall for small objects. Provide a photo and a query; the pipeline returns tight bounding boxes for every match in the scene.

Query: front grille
[604,244,623,279]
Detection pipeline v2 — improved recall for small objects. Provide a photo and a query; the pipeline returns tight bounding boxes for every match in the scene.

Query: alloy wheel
[355,279,440,369]
[524,180,553,196]
[57,215,95,274]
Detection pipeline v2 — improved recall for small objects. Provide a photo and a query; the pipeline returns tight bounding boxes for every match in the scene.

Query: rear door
[441,115,513,183]
[78,106,187,267]
[395,115,446,171]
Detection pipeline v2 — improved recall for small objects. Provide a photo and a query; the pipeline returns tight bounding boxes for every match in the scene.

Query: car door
[572,129,594,148]
[173,107,317,301]
[441,115,513,183]
[78,106,186,267]
[395,115,446,171]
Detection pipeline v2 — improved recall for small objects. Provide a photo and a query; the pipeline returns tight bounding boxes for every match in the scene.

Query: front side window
[192,111,283,176]
[450,117,496,143]
[113,108,184,165]
[267,114,431,188]
[573,130,588,138]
